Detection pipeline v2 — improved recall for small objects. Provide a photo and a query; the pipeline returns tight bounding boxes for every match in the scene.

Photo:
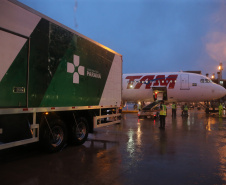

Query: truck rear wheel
[69,117,89,145]
[41,119,68,152]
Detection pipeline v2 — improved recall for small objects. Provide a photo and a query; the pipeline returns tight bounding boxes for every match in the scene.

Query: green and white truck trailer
[0,0,122,152]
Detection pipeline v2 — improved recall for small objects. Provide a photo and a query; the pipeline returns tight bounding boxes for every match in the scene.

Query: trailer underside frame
[0,106,121,150]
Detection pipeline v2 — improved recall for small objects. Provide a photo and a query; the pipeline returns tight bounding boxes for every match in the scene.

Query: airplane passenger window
[205,79,210,83]
[200,79,204,83]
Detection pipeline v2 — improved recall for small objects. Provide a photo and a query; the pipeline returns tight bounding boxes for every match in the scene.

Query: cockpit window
[200,78,212,83]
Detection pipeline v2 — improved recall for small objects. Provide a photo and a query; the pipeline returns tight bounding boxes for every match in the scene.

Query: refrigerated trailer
[0,0,122,152]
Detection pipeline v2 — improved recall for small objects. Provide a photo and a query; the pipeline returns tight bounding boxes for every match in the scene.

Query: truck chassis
[0,106,121,152]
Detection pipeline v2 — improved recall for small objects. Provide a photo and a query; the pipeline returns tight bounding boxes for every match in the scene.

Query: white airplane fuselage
[122,72,226,103]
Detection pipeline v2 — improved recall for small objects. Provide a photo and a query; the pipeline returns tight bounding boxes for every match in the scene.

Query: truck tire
[40,119,68,153]
[69,117,89,145]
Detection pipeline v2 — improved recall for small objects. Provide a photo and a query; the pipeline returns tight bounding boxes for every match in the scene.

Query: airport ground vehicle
[138,101,160,119]
[138,107,159,119]
[0,0,122,152]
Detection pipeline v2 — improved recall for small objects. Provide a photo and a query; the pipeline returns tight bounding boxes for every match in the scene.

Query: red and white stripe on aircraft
[125,74,178,89]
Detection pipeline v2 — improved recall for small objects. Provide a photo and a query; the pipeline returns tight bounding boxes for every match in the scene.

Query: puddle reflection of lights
[127,129,135,157]
[206,121,211,131]
[206,117,213,131]
[137,125,142,146]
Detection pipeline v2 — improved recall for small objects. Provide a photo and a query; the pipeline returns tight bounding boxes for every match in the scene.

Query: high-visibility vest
[219,104,223,112]
[184,105,188,111]
[160,105,167,116]
[172,104,176,109]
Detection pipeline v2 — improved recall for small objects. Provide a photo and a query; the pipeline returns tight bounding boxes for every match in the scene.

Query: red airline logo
[126,74,178,89]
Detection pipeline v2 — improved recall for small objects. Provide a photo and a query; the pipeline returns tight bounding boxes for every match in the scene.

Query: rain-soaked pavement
[0,108,226,185]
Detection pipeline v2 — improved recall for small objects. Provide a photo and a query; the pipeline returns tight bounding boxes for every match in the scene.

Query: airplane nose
[216,85,226,99]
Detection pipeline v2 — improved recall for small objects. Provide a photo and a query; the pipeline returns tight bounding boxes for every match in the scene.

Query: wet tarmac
[0,108,226,185]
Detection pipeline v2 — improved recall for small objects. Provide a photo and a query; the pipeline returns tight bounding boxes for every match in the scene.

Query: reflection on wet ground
[0,109,226,185]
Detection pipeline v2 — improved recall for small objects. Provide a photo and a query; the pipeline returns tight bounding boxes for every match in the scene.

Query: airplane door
[180,74,190,90]
[157,92,163,100]
[152,87,167,101]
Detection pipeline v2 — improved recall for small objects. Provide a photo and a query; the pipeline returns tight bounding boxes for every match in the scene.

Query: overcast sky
[19,0,226,78]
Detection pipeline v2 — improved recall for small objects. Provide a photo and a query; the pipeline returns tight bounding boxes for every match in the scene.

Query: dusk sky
[19,0,226,78]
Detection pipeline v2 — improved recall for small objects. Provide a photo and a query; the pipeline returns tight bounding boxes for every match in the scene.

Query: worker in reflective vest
[182,103,188,116]
[219,103,223,117]
[159,101,167,129]
[172,102,177,118]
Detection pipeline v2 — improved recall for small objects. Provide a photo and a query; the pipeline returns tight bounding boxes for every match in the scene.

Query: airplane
[122,72,226,104]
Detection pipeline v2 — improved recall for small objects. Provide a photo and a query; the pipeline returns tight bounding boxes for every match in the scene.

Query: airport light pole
[217,62,223,85]
[211,73,215,80]
[218,62,223,80]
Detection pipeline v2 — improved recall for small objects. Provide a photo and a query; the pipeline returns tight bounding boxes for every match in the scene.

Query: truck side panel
[0,0,121,108]
[37,22,115,107]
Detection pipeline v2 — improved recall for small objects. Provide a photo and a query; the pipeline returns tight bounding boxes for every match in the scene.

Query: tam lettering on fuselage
[126,74,178,89]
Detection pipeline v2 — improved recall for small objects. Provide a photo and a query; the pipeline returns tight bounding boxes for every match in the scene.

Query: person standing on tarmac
[219,103,223,117]
[172,102,176,118]
[159,101,167,129]
[182,103,188,116]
